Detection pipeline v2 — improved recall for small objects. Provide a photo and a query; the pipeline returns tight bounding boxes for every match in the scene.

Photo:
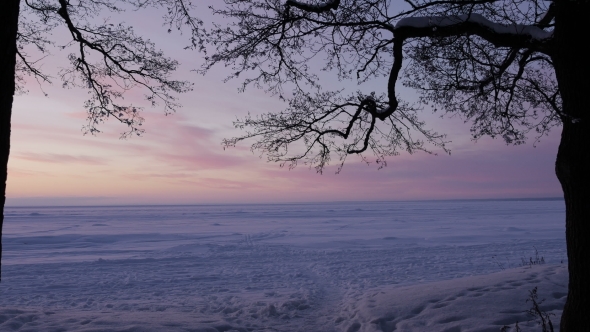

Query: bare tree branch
[18,0,199,137]
[204,0,557,171]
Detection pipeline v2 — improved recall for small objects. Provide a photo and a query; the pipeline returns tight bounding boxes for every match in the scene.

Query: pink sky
[6,6,563,206]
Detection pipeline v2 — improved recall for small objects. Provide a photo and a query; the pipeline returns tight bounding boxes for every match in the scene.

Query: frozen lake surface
[0,199,567,331]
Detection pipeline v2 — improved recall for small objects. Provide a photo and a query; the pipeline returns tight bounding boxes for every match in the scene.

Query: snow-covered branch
[374,12,555,123]
[286,0,340,13]
[395,13,553,49]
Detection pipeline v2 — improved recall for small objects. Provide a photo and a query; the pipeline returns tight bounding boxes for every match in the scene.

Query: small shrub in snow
[501,287,554,332]
[520,247,545,268]
[525,287,554,332]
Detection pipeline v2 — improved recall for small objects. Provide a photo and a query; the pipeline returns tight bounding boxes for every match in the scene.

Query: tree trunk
[0,0,21,281]
[553,1,590,330]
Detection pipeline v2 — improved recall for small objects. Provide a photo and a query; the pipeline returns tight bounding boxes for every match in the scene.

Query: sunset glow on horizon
[7,81,563,206]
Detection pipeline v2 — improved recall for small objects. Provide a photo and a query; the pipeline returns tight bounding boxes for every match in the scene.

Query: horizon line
[5,196,564,209]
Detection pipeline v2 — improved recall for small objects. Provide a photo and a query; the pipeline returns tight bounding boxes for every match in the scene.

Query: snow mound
[337,264,566,332]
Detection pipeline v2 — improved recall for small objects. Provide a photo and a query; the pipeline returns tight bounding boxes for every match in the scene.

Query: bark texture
[0,0,21,281]
[553,0,590,330]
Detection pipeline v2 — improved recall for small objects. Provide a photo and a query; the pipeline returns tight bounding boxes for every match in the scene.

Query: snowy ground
[0,199,567,331]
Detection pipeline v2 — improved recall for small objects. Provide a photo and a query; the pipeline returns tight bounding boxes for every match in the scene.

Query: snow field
[0,200,566,331]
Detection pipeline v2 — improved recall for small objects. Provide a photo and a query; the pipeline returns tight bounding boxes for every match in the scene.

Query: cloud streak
[16,152,109,165]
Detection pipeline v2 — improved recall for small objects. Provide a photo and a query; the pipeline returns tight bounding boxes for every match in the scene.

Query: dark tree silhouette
[199,0,587,330]
[0,0,199,278]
